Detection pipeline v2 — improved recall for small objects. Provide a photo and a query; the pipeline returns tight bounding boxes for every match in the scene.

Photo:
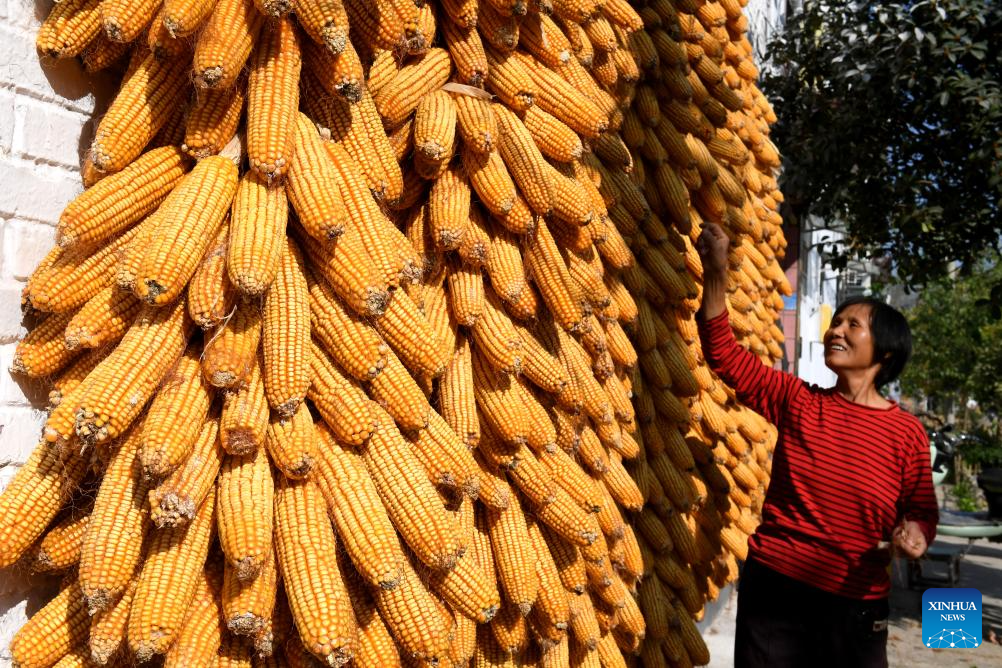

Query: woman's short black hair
[833,296,912,388]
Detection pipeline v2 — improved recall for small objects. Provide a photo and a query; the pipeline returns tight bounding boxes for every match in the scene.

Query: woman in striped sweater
[696,223,938,668]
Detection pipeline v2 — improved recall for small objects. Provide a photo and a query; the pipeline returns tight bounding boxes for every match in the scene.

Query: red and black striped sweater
[699,312,938,600]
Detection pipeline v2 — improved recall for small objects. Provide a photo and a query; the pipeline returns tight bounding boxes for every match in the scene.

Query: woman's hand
[892,520,928,560]
[696,222,731,277]
[696,222,731,319]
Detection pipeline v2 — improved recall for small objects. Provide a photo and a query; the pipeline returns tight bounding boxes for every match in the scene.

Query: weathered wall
[0,1,116,661]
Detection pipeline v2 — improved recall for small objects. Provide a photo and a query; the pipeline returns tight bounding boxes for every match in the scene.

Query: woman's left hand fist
[892,520,928,560]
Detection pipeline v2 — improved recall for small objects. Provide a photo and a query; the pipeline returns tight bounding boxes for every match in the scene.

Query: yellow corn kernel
[216,446,274,581]
[186,224,234,329]
[340,556,403,667]
[412,90,457,180]
[162,0,215,36]
[297,0,350,53]
[88,577,138,664]
[362,406,465,569]
[246,17,301,180]
[470,347,528,448]
[374,556,453,663]
[463,143,517,217]
[149,417,223,528]
[325,142,402,288]
[297,223,389,318]
[438,333,478,448]
[375,290,449,379]
[525,219,584,332]
[140,346,213,479]
[222,546,278,638]
[80,31,130,72]
[487,497,538,615]
[373,48,453,129]
[134,156,238,305]
[74,299,191,446]
[90,51,190,174]
[59,146,190,249]
[367,349,431,432]
[62,285,141,352]
[36,0,102,59]
[202,297,262,389]
[128,490,216,661]
[220,358,270,455]
[100,0,159,42]
[193,0,264,88]
[526,519,571,642]
[31,501,91,573]
[308,341,376,446]
[259,238,309,416]
[183,85,245,159]
[307,268,390,379]
[286,114,348,242]
[274,476,357,664]
[228,173,287,297]
[11,310,78,379]
[266,401,317,479]
[79,421,149,613]
[493,104,554,216]
[10,580,89,668]
[410,409,481,497]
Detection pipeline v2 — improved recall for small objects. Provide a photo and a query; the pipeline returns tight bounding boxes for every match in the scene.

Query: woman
[696,223,938,668]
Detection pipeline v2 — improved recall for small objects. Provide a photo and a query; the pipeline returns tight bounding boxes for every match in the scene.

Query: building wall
[0,2,117,661]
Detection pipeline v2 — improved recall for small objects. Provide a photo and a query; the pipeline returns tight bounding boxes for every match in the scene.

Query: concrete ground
[699,534,1002,667]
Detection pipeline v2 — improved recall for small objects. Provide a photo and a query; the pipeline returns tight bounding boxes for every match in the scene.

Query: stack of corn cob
[3,0,791,666]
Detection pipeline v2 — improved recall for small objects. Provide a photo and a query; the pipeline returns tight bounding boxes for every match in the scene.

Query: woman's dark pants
[735,558,890,668]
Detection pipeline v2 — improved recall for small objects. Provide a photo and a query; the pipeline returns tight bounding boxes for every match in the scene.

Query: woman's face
[823,303,880,376]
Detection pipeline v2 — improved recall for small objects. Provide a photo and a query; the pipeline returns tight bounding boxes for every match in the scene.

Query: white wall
[796,219,840,387]
[0,1,116,662]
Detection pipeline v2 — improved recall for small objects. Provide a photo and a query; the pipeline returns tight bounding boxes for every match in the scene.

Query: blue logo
[922,588,982,649]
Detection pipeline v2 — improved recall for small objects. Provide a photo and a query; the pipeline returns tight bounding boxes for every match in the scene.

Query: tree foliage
[762,1,1002,288]
[900,262,1002,418]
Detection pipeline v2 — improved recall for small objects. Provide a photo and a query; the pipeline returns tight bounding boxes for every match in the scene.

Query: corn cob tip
[9,354,27,376]
[378,571,404,590]
[261,0,294,16]
[90,639,117,665]
[274,398,302,419]
[322,27,349,55]
[325,646,354,668]
[153,492,197,528]
[133,640,159,663]
[235,555,264,582]
[482,604,501,623]
[103,20,126,44]
[366,288,390,317]
[30,548,54,573]
[162,17,181,39]
[518,601,533,616]
[84,588,113,616]
[228,612,265,636]
[195,66,224,88]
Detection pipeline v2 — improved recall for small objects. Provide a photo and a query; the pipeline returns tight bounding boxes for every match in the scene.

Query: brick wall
[0,1,117,662]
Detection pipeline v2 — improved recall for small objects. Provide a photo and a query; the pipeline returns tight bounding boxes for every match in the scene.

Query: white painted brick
[0,407,45,467]
[0,344,49,410]
[0,160,81,224]
[0,570,60,660]
[0,24,99,115]
[0,284,26,344]
[0,88,14,154]
[1,221,56,281]
[13,96,88,168]
[4,0,47,32]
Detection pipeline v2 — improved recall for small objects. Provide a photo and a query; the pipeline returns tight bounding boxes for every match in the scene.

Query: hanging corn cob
[4,0,793,665]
